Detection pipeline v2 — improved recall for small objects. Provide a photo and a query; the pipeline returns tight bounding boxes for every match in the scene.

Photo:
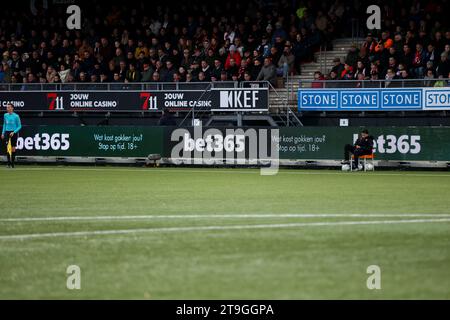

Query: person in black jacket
[342,129,374,170]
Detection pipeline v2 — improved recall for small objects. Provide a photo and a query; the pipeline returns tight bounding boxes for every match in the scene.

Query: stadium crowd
[315,0,450,86]
[1,0,448,88]
[0,0,358,87]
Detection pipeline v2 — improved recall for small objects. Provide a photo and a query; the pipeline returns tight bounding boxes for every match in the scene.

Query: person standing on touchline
[2,103,22,168]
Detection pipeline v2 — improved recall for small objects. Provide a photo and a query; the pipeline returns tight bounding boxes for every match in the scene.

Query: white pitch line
[3,167,450,178]
[2,213,450,222]
[1,218,450,241]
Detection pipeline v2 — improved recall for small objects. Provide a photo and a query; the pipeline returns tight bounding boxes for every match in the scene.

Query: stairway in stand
[268,37,365,114]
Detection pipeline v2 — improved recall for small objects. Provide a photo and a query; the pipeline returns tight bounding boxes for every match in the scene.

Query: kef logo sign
[214,89,268,112]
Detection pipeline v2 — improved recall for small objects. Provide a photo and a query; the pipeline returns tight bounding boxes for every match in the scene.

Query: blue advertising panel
[340,90,379,109]
[298,90,339,110]
[298,88,428,111]
[423,88,450,110]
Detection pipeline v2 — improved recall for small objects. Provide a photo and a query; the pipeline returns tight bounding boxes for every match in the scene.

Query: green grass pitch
[0,166,449,299]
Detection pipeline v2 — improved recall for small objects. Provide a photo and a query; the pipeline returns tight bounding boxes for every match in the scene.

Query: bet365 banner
[275,127,450,161]
[11,126,164,157]
[7,126,450,161]
[298,87,450,111]
[0,88,268,112]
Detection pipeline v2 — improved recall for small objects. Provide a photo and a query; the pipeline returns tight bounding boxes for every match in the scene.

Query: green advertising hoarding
[15,126,164,157]
[7,125,450,161]
[276,127,450,161]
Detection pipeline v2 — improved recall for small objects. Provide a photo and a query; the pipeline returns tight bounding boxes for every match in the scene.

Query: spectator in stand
[59,64,70,83]
[345,45,359,69]
[386,57,398,75]
[237,60,249,82]
[361,33,377,60]
[211,59,223,81]
[436,52,450,77]
[315,10,329,47]
[341,63,354,80]
[201,60,212,81]
[79,72,87,83]
[388,46,400,64]
[423,69,436,87]
[400,44,414,73]
[162,60,176,82]
[277,44,295,77]
[425,44,437,66]
[151,72,160,83]
[398,69,412,86]
[0,0,448,86]
[328,70,339,82]
[269,46,281,67]
[251,59,262,80]
[100,72,108,83]
[331,57,344,79]
[126,63,140,82]
[355,73,366,87]
[354,60,368,79]
[434,75,446,87]
[46,66,57,83]
[272,22,287,43]
[367,72,380,87]
[225,45,242,71]
[197,72,207,82]
[140,61,153,82]
[311,71,325,88]
[256,57,277,87]
[220,71,228,81]
[412,43,426,77]
[184,72,193,83]
[392,33,404,54]
[242,71,253,85]
[118,61,127,81]
[226,58,239,79]
[375,31,394,53]
[444,44,450,57]
[385,68,399,87]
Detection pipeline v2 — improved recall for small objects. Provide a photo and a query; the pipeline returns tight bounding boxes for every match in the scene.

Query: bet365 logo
[47,93,64,110]
[353,134,421,154]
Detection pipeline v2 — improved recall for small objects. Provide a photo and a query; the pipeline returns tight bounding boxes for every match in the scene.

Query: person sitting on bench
[342,129,374,170]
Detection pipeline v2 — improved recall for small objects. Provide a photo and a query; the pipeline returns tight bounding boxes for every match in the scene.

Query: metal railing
[317,45,329,76]
[0,81,270,92]
[297,78,450,89]
[351,19,364,45]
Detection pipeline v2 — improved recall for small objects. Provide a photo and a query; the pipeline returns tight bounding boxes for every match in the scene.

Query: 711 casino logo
[47,93,64,110]
[140,93,158,110]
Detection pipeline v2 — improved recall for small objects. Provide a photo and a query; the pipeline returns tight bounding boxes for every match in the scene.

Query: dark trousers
[344,144,371,167]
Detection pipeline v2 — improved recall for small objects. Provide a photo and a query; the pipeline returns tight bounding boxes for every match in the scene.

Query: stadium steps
[268,37,365,109]
[300,37,364,78]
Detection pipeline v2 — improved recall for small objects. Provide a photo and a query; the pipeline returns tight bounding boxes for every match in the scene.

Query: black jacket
[355,135,374,152]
